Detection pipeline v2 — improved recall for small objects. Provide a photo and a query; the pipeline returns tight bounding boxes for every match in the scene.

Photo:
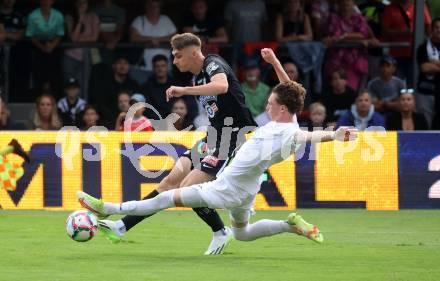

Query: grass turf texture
[1,210,439,281]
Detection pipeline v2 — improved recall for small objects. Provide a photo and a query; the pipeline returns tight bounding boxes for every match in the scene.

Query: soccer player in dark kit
[97,33,256,255]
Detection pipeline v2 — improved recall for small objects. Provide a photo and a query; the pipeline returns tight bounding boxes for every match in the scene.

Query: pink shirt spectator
[65,13,100,61]
[324,11,369,90]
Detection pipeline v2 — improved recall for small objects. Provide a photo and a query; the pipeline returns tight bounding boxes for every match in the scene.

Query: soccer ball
[66,210,98,242]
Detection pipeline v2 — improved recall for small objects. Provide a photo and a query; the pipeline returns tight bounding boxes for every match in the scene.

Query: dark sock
[121,189,159,231]
[192,207,225,232]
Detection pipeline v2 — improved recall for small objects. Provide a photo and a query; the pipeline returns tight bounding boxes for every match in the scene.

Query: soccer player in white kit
[77,48,357,247]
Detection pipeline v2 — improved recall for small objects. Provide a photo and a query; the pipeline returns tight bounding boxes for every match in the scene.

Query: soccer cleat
[287,212,323,244]
[204,227,233,255]
[98,220,122,244]
[76,191,108,219]
[9,139,30,163]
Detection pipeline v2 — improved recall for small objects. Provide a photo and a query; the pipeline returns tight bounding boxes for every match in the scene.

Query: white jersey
[217,121,302,196]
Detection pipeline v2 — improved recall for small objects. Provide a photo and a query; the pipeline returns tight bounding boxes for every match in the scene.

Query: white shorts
[188,177,256,224]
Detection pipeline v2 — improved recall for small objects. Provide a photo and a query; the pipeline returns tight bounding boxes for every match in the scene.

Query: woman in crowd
[323,0,378,90]
[168,98,194,131]
[275,0,313,42]
[31,94,62,130]
[81,105,101,130]
[386,89,428,131]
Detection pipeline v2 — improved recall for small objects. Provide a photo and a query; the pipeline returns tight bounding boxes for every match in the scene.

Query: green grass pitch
[1,209,439,281]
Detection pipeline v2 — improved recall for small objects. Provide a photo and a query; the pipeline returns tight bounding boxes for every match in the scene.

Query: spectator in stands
[321,69,356,124]
[367,55,406,113]
[117,94,154,132]
[57,78,87,127]
[323,0,378,90]
[283,60,299,81]
[31,94,62,130]
[310,0,331,40]
[241,61,270,118]
[114,91,131,130]
[93,0,125,60]
[381,0,432,86]
[0,0,25,41]
[117,90,131,113]
[130,0,177,71]
[386,89,428,130]
[1,0,30,103]
[416,17,440,129]
[64,0,100,90]
[336,90,385,130]
[224,0,267,43]
[89,55,139,128]
[181,0,227,43]
[0,99,27,130]
[275,0,313,43]
[301,102,328,131]
[81,105,100,130]
[167,98,194,131]
[141,54,174,119]
[26,0,65,98]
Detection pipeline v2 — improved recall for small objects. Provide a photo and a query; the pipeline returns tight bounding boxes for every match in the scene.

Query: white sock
[213,228,227,237]
[104,190,175,216]
[232,220,292,241]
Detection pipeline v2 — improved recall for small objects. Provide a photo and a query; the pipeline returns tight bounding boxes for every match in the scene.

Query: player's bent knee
[231,226,254,242]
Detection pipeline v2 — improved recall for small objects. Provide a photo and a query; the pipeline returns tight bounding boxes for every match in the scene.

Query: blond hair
[33,94,62,130]
[170,33,202,50]
[309,102,326,115]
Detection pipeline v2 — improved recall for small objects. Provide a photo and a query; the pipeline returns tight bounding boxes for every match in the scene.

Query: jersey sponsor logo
[206,62,219,76]
[201,155,219,167]
[199,95,217,105]
[204,103,218,118]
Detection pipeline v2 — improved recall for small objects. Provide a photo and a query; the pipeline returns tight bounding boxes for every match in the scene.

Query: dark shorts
[180,137,240,177]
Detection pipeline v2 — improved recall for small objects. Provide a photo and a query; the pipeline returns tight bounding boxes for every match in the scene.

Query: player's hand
[165,86,186,101]
[261,48,278,65]
[334,127,358,142]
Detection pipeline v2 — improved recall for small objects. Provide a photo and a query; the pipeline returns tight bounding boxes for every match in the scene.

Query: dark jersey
[193,54,256,129]
[181,55,256,172]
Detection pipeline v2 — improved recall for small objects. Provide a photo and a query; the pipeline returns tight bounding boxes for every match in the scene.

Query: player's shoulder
[203,54,228,75]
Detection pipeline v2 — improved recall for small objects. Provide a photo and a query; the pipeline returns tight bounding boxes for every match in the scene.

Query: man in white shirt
[77,49,357,250]
[130,0,176,70]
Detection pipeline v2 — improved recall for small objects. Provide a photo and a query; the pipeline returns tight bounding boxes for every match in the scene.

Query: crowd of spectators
[0,0,439,131]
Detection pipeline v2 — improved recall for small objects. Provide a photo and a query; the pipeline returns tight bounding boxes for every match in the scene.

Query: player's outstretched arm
[261,48,290,83]
[165,73,228,101]
[296,127,358,144]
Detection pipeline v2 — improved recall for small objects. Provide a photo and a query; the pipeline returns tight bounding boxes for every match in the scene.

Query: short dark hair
[357,89,373,99]
[432,17,440,29]
[118,90,131,97]
[83,105,98,115]
[272,81,306,114]
[152,54,168,65]
[171,33,202,50]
